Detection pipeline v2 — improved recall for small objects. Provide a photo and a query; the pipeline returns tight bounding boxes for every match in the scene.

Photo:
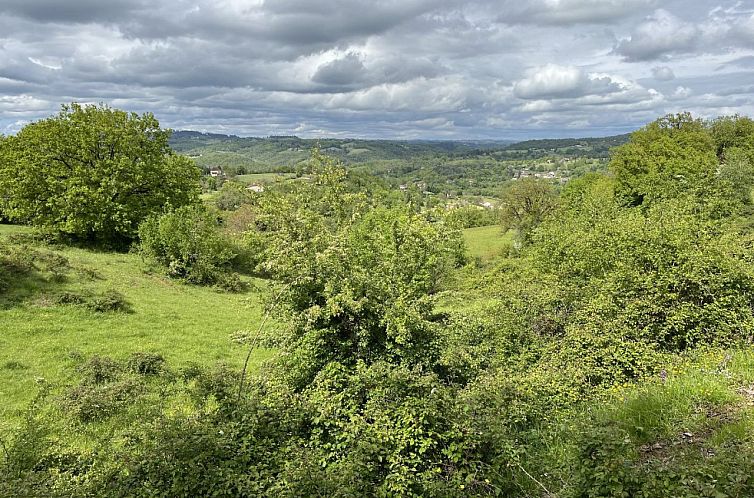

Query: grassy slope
[236,172,296,184]
[0,224,274,432]
[462,225,512,263]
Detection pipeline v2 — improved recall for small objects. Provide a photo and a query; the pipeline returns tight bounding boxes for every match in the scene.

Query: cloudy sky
[1,0,753,139]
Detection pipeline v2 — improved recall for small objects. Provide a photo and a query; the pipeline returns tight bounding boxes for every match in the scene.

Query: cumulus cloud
[513,64,623,100]
[614,9,699,61]
[0,0,752,138]
[652,66,675,80]
[309,52,441,92]
[312,53,367,86]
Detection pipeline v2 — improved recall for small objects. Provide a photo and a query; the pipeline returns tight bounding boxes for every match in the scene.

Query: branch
[236,279,298,400]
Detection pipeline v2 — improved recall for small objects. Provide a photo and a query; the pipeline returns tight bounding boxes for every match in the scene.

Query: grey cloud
[0,0,144,23]
[614,9,699,61]
[0,0,753,139]
[496,0,655,25]
[718,56,754,70]
[310,53,442,92]
[312,53,367,86]
[652,66,675,80]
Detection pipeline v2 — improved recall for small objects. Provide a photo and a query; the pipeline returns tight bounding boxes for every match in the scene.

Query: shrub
[52,291,87,306]
[65,379,143,422]
[86,289,130,313]
[445,205,499,229]
[214,181,254,211]
[139,205,241,287]
[127,352,165,376]
[77,355,122,384]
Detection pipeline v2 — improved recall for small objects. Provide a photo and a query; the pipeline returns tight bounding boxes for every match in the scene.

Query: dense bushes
[445,205,499,228]
[139,205,244,289]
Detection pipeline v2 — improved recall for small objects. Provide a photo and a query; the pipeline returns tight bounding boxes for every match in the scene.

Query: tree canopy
[0,103,199,244]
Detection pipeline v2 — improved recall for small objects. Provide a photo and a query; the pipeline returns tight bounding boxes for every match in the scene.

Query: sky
[0,0,753,139]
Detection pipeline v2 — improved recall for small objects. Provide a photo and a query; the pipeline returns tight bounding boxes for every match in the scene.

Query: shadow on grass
[0,252,69,309]
[0,239,132,313]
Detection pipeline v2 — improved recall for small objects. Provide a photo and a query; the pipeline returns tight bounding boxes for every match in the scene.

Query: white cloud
[513,64,586,99]
[672,86,692,98]
[513,64,625,100]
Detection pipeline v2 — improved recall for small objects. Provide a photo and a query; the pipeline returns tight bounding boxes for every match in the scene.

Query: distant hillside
[169,132,519,171]
[502,134,631,158]
[168,131,629,188]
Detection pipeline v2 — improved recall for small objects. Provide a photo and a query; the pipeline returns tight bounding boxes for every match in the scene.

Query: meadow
[462,224,512,264]
[0,221,507,436]
[0,224,276,436]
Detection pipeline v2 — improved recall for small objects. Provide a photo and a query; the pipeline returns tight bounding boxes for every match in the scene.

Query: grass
[462,225,513,264]
[236,172,296,184]
[0,224,275,434]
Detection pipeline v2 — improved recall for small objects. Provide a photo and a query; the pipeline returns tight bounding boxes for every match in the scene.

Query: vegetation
[0,104,199,245]
[0,224,274,438]
[138,205,245,289]
[3,109,754,496]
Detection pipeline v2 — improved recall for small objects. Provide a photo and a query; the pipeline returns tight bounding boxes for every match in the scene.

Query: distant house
[209,168,224,178]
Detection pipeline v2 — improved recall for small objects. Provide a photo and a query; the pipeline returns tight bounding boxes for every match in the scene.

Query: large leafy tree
[0,103,199,243]
[610,112,717,208]
[499,177,558,245]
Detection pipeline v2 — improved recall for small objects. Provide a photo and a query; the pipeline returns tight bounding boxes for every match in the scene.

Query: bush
[445,205,499,229]
[86,289,131,313]
[139,205,241,287]
[65,379,143,422]
[77,355,122,384]
[127,352,165,376]
[214,181,254,211]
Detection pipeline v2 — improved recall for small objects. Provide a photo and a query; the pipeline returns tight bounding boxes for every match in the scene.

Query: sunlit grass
[462,225,512,264]
[0,224,275,434]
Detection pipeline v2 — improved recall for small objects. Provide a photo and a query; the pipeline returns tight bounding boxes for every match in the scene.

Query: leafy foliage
[139,205,241,288]
[5,114,754,497]
[499,178,558,245]
[0,103,200,244]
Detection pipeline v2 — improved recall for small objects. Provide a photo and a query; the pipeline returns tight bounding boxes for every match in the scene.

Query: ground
[462,224,512,264]
[0,222,509,435]
[0,224,275,435]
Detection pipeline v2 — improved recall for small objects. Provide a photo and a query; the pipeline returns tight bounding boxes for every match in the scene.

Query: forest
[2,105,754,497]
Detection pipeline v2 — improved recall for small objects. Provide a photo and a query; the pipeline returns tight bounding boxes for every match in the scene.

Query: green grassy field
[236,172,296,184]
[462,225,513,263]
[0,224,275,433]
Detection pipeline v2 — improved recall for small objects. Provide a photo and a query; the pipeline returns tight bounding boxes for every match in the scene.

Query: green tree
[709,114,754,160]
[245,151,464,387]
[499,178,558,245]
[610,112,717,207]
[0,103,199,244]
[214,181,254,211]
